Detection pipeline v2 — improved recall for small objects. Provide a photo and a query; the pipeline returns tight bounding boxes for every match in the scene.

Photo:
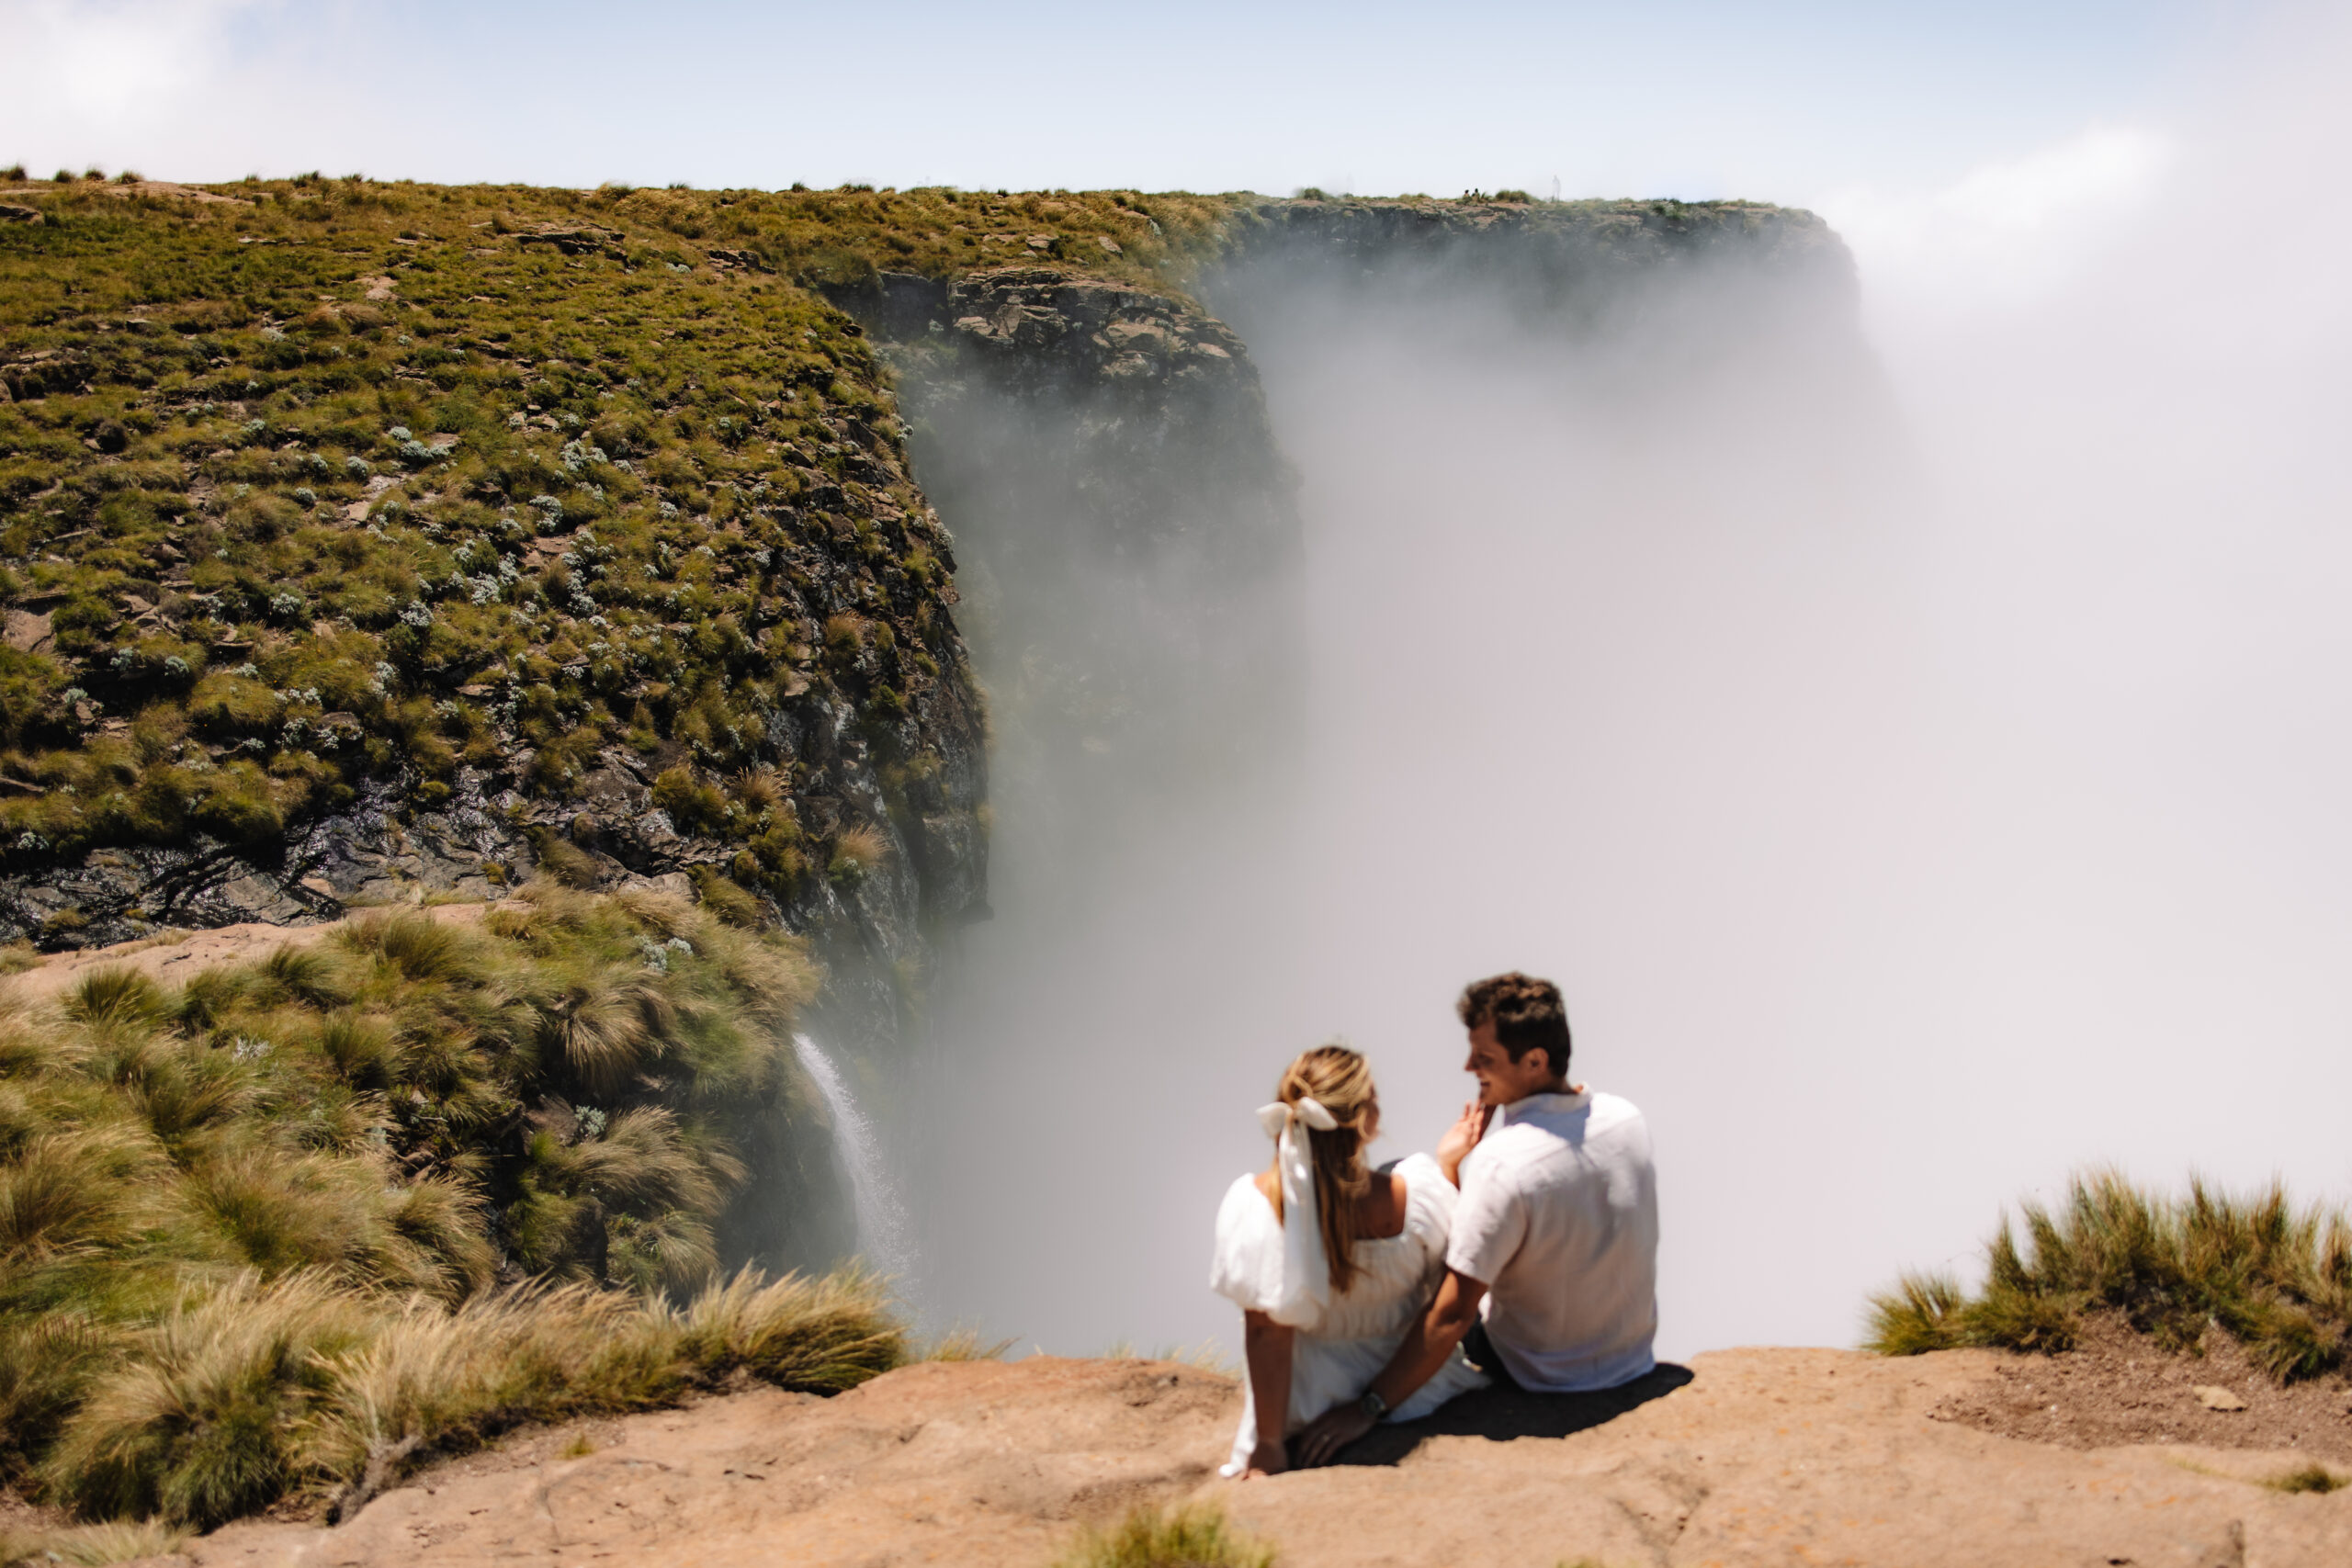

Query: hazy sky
[6,1,2213,202]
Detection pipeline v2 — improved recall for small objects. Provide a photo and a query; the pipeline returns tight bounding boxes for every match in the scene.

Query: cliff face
[0,186,989,1088]
[831,266,1299,835]
[0,180,1849,1278]
[0,187,1841,977]
[1211,196,1854,319]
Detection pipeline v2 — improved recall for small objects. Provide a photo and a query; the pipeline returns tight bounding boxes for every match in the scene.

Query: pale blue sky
[5,0,2221,205]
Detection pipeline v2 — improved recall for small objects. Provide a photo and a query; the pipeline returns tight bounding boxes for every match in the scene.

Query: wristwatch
[1358,1388,1389,1422]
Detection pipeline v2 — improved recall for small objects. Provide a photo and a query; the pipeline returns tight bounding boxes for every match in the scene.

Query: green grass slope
[0,175,1192,931]
[0,882,909,1528]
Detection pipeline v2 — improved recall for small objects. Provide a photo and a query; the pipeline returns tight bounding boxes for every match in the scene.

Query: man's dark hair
[1456,972,1571,1079]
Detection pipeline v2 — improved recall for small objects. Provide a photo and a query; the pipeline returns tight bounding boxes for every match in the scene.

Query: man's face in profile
[1463,1020,1556,1108]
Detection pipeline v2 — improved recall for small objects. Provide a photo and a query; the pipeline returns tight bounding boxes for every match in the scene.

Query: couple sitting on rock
[1209,972,1659,1476]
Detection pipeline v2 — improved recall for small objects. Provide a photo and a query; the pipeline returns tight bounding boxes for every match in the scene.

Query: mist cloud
[887,6,2352,1362]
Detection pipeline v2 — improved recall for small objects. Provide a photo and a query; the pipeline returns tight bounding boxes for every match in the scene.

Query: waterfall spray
[792,1032,913,1281]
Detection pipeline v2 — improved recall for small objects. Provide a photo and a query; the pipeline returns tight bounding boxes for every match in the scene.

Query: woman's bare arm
[1290,1268,1488,1467]
[1239,1309,1295,1477]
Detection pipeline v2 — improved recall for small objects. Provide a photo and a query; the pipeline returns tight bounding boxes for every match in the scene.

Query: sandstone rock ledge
[183,1350,2350,1568]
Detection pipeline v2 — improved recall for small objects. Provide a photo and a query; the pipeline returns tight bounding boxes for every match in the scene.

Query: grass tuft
[0,1517,191,1566]
[258,943,354,1009]
[62,968,170,1032]
[662,1263,905,1391]
[2269,1462,2346,1495]
[1055,1503,1274,1568]
[920,1325,1014,1362]
[1095,1338,1237,1375]
[1867,1170,2352,1381]
[45,1270,373,1525]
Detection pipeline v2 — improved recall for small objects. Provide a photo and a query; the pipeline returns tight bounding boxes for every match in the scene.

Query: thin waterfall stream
[791,1032,914,1281]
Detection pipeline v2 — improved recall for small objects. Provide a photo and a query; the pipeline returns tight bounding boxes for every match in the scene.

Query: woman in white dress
[1208,1044,1487,1477]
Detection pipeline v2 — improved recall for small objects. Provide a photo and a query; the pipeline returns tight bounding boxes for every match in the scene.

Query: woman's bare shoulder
[1217,1169,1277,1219]
[1215,1174,1281,1251]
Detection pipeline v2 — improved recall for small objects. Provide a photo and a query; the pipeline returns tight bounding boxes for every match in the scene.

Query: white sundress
[1208,1152,1488,1474]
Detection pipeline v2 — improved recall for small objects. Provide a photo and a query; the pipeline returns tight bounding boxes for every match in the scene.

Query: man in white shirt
[1292,971,1659,1464]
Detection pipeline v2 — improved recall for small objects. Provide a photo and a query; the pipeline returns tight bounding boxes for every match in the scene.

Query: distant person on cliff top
[1207,1043,1488,1477]
[1287,971,1660,1467]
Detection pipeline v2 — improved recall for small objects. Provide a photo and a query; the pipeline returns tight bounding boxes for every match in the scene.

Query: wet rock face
[0,839,329,942]
[0,671,981,963]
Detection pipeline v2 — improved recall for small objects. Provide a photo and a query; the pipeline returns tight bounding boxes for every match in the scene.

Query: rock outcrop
[172,1349,2352,1568]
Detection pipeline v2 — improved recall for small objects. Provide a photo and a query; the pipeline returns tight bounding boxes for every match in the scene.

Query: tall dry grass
[0,885,895,1531]
[1867,1169,2352,1380]
[0,1517,191,1568]
[33,1265,899,1528]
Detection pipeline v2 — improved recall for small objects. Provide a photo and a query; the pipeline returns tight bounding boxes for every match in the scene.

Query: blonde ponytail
[1271,1044,1377,1295]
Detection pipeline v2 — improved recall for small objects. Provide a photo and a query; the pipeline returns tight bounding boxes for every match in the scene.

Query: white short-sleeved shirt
[1447,1089,1658,1393]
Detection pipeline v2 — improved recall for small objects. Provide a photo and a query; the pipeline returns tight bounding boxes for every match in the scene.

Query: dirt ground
[0,901,507,1007]
[1931,1310,2352,1462]
[102,1345,2346,1568]
[0,177,250,207]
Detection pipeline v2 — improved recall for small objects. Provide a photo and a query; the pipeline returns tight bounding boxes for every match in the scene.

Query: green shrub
[688,863,767,928]
[529,824,603,886]
[652,766,729,834]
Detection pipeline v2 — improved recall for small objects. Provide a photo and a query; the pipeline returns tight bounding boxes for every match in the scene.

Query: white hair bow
[1253,1097,1340,1324]
[1256,1097,1338,1138]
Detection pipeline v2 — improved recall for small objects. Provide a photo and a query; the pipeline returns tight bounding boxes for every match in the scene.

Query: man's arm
[1290,1268,1488,1467]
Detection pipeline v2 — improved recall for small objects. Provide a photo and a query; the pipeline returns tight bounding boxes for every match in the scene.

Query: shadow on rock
[1330,1362,1696,1466]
